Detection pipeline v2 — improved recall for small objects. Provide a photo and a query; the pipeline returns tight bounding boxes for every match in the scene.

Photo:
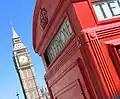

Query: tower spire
[10,21,19,39]
[11,21,26,50]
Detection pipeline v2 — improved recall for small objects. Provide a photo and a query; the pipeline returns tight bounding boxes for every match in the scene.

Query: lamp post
[16,92,19,99]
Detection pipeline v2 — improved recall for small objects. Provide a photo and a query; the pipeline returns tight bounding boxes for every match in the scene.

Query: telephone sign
[93,0,120,21]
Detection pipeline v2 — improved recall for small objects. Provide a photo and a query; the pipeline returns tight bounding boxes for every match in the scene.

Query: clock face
[18,56,29,65]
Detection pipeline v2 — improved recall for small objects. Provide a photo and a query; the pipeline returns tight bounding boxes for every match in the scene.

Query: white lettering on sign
[93,0,120,21]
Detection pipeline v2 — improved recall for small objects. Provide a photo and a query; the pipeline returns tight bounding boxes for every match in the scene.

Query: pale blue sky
[0,0,46,99]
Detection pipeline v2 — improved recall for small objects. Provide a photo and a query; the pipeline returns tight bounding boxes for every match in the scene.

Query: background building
[12,24,50,99]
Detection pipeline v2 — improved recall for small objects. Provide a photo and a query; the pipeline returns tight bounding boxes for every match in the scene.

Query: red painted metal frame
[32,0,120,99]
[107,39,120,77]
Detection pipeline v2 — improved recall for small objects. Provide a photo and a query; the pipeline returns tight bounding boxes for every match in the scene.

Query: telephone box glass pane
[45,17,73,66]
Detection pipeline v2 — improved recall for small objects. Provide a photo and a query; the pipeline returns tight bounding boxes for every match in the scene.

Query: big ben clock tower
[12,25,44,99]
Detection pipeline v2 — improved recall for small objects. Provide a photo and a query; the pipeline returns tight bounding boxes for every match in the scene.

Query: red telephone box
[32,0,120,99]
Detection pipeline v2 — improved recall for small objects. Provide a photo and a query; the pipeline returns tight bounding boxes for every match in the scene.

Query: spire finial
[10,21,19,38]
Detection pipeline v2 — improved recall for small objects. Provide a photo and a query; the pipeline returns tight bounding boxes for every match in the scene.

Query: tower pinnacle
[10,21,19,39]
[11,21,25,50]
